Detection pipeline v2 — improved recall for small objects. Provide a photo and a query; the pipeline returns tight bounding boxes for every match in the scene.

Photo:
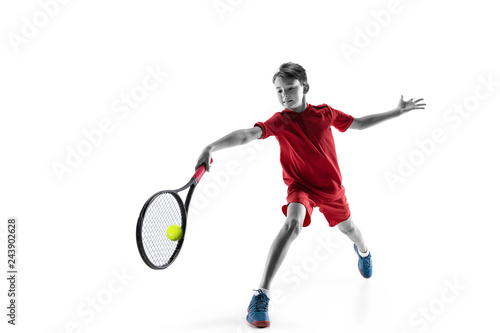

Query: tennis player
[195,62,425,328]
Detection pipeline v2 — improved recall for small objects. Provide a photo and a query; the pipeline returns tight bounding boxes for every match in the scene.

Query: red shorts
[281,185,351,227]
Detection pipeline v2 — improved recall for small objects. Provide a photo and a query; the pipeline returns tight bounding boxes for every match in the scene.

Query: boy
[195,62,425,328]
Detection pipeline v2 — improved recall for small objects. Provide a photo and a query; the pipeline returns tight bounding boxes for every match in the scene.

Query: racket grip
[193,158,213,183]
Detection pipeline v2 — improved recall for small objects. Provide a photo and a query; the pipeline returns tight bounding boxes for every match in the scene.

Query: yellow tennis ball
[167,225,183,241]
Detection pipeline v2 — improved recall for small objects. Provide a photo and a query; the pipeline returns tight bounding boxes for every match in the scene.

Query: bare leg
[259,203,306,290]
[337,216,368,253]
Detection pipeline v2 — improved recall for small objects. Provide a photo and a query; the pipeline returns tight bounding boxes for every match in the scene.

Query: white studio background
[1,0,499,332]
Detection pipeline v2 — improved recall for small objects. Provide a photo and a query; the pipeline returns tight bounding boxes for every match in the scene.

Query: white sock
[254,288,270,297]
[358,247,369,257]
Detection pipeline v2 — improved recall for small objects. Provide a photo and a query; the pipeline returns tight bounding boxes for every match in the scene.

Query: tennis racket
[136,159,212,270]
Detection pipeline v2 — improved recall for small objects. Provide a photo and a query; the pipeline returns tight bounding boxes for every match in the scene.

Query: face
[274,77,307,113]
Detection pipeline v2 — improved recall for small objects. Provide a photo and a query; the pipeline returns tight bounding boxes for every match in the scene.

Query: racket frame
[136,166,206,270]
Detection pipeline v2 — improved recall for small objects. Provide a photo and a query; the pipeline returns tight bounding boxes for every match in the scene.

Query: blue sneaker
[354,244,372,279]
[246,289,270,328]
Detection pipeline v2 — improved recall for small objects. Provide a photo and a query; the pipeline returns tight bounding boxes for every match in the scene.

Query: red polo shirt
[254,103,353,200]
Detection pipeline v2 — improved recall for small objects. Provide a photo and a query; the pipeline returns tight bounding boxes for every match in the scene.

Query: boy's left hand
[397,95,426,113]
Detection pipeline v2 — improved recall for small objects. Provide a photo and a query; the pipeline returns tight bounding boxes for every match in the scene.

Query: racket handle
[193,158,213,183]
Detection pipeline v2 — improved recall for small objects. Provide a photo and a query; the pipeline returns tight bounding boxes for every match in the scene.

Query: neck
[290,99,308,113]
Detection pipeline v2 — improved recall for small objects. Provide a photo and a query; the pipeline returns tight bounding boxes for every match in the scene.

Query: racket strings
[141,193,184,267]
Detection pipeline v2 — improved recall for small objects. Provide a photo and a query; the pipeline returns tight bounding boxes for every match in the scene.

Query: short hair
[272,62,308,86]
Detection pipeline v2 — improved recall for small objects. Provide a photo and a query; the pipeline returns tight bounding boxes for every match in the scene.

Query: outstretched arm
[349,95,426,130]
[195,126,263,171]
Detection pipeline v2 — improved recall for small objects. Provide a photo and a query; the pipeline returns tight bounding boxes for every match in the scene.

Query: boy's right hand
[195,147,212,172]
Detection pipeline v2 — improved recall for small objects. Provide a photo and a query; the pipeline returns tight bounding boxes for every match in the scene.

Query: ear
[303,82,309,94]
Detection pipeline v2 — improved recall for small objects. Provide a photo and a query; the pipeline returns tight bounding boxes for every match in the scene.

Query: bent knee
[338,217,355,234]
[284,217,303,236]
